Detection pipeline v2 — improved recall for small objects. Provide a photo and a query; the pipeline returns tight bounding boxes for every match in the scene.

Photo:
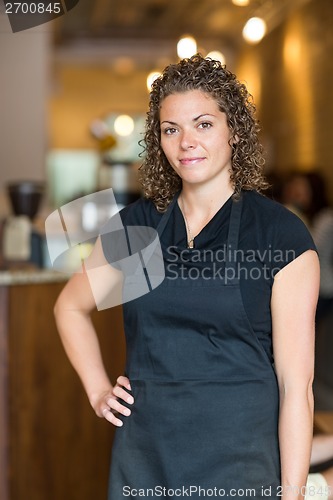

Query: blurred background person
[275,169,333,409]
[278,170,333,321]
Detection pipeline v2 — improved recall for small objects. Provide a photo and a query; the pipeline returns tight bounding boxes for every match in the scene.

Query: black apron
[108,193,281,499]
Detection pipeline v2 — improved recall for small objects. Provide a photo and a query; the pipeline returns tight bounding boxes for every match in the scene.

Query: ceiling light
[232,0,250,6]
[242,17,267,44]
[146,70,161,92]
[114,115,135,137]
[177,35,197,59]
[112,57,135,76]
[206,51,226,65]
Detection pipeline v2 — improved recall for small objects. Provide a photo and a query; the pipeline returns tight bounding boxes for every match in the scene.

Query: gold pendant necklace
[180,196,195,249]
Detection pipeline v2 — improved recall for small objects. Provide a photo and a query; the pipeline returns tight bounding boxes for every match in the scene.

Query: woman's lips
[179,157,205,165]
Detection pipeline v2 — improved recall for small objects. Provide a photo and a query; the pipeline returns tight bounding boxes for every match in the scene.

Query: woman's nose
[180,130,196,150]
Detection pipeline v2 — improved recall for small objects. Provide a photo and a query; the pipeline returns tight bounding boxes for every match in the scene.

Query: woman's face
[159,89,233,189]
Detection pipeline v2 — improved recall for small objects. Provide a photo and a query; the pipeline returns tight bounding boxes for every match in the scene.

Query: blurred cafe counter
[0,268,126,500]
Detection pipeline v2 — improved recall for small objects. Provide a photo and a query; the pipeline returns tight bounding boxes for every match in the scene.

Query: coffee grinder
[2,180,44,268]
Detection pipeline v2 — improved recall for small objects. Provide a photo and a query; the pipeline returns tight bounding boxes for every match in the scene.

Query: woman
[54,55,319,499]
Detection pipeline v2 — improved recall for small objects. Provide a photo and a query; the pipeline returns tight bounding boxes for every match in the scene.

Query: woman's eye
[163,127,177,135]
[198,122,212,129]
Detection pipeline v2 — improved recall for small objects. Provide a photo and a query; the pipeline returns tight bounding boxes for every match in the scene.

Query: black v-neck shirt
[101,189,316,362]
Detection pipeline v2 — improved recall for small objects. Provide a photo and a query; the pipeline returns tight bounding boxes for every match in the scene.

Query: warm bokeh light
[283,31,302,68]
[114,115,135,137]
[236,52,261,110]
[112,57,135,76]
[282,16,315,166]
[146,70,161,92]
[177,35,197,59]
[206,51,226,65]
[232,0,250,6]
[242,17,267,44]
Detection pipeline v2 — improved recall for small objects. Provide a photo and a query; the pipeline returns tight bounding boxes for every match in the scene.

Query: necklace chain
[180,196,195,249]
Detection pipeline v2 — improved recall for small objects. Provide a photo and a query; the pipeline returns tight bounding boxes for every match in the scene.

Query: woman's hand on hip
[93,376,134,427]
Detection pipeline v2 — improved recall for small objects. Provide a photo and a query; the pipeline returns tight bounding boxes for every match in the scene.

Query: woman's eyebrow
[160,120,177,125]
[161,113,216,125]
[193,113,216,121]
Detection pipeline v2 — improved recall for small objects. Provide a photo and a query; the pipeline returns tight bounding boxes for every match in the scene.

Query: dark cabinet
[0,280,126,500]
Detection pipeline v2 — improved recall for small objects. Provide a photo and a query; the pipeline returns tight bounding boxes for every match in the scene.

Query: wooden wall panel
[0,286,9,500]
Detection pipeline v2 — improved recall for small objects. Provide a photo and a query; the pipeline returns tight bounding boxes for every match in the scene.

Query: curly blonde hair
[139,54,268,212]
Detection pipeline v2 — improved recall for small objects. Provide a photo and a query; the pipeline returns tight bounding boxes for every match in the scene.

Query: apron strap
[156,191,180,239]
[225,194,243,276]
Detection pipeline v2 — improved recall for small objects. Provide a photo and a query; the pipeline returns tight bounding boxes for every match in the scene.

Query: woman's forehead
[159,90,220,114]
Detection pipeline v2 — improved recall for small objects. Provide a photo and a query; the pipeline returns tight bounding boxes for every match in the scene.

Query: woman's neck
[178,181,235,244]
[179,181,234,218]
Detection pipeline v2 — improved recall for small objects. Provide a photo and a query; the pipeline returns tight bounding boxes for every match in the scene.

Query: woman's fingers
[112,384,134,405]
[99,395,130,427]
[98,376,134,427]
[116,375,131,390]
[102,405,124,427]
[106,395,132,416]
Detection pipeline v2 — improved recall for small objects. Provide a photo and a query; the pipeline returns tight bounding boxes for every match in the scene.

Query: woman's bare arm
[271,250,320,498]
[54,236,133,426]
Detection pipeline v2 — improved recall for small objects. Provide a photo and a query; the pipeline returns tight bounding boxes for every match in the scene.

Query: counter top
[0,269,70,286]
